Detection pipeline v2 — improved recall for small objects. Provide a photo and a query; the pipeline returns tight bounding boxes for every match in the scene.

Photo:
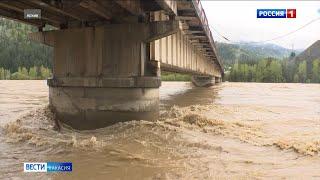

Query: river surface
[0,81,320,179]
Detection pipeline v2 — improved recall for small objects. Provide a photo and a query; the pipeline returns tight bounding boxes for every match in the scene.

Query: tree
[293,74,299,83]
[269,60,283,82]
[29,66,37,79]
[289,52,296,59]
[255,60,267,82]
[20,67,29,77]
[40,65,51,79]
[297,61,307,83]
[0,18,53,72]
[312,59,320,83]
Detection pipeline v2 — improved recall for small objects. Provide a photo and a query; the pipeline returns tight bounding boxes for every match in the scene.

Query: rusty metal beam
[145,20,179,42]
[0,7,44,27]
[114,0,142,15]
[29,30,56,46]
[155,0,177,15]
[161,63,210,76]
[28,0,84,21]
[175,16,197,21]
[79,0,111,20]
[0,1,62,26]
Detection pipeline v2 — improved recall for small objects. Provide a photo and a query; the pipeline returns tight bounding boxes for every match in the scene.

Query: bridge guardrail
[191,0,223,71]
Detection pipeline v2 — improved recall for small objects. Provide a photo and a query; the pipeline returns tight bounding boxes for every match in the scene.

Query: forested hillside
[0,18,52,79]
[216,42,300,66]
[216,41,320,83]
[294,40,320,62]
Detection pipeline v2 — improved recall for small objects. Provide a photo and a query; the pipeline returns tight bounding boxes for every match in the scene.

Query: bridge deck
[0,0,223,75]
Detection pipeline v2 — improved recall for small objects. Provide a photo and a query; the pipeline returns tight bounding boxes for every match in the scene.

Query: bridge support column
[215,76,222,83]
[191,75,215,87]
[30,22,178,130]
[48,78,160,130]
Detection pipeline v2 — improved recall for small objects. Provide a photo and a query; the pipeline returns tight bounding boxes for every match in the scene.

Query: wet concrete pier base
[191,75,215,87]
[48,78,160,130]
[215,76,222,83]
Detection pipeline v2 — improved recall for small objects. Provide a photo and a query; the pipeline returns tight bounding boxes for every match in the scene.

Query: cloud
[202,1,320,49]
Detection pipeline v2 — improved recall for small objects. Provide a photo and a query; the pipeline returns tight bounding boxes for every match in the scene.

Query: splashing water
[1,81,320,179]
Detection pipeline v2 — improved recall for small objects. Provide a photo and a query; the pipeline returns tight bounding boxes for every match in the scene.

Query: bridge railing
[191,0,223,70]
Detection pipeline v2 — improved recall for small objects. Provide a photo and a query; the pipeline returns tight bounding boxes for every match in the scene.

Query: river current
[0,81,320,179]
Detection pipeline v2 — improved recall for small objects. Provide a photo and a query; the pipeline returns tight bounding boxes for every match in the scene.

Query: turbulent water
[0,81,320,179]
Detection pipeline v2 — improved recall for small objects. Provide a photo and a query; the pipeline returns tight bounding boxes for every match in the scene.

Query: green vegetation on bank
[0,18,52,73]
[1,68,188,81]
[218,41,320,83]
[161,71,191,81]
[1,18,319,83]
[224,58,320,83]
[0,66,51,80]
[216,42,301,67]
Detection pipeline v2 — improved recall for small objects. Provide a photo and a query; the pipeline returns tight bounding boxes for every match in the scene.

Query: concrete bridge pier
[191,75,215,87]
[191,75,222,87]
[215,77,222,83]
[31,21,178,130]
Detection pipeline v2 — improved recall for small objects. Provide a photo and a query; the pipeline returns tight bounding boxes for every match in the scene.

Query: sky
[201,1,320,50]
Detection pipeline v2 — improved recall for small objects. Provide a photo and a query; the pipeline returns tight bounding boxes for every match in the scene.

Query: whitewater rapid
[1,81,320,179]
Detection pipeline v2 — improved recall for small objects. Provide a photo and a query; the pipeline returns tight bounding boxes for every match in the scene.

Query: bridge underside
[0,0,223,129]
[151,11,221,78]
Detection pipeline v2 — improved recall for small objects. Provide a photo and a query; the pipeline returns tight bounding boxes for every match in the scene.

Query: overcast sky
[201,1,320,50]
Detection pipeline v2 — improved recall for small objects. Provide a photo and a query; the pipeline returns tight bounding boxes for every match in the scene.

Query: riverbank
[161,72,191,81]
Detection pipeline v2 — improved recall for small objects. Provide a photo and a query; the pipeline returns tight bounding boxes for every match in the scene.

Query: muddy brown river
[0,80,320,179]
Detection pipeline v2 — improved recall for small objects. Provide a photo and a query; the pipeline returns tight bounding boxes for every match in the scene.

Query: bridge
[0,0,224,129]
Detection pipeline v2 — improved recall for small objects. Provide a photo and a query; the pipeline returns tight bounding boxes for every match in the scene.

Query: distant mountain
[216,42,301,66]
[294,40,320,62]
[238,43,296,58]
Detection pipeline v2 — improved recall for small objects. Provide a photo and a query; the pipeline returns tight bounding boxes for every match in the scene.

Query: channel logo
[24,9,41,19]
[257,9,296,18]
[24,162,72,172]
